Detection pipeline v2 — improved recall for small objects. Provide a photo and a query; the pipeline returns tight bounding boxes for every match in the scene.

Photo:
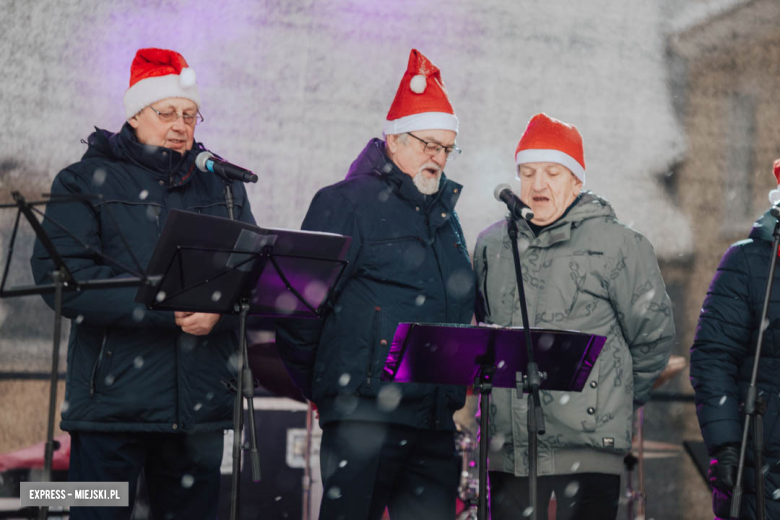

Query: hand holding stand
[1,191,155,520]
[729,207,780,520]
[507,218,545,520]
[382,324,605,520]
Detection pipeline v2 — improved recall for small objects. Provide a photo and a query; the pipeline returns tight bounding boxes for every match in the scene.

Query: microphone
[196,151,258,183]
[494,184,534,221]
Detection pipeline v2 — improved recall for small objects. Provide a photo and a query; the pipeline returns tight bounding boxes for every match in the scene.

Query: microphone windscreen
[195,151,214,172]
[494,183,512,202]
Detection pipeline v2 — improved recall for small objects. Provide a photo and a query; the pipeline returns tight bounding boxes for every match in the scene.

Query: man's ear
[127,115,139,130]
[386,134,399,154]
[571,176,583,195]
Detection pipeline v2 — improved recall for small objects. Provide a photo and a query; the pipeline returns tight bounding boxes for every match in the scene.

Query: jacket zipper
[89,330,110,397]
[427,216,450,322]
[366,307,382,387]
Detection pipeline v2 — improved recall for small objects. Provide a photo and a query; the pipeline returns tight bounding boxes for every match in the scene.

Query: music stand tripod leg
[476,365,495,520]
[230,301,262,520]
[38,269,65,520]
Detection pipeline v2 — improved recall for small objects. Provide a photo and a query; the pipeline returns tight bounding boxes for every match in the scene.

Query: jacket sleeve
[690,244,751,453]
[29,168,177,330]
[608,231,675,407]
[274,187,363,400]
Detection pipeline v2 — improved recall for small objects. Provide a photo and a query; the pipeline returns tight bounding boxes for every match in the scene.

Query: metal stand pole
[38,269,65,520]
[476,365,495,520]
[507,219,546,520]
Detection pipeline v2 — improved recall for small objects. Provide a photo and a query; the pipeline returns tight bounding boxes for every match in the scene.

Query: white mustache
[418,162,442,176]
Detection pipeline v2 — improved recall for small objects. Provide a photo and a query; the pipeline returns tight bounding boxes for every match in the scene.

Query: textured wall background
[0,0,769,518]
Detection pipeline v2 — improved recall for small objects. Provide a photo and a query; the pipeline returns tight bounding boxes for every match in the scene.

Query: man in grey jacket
[473,113,674,520]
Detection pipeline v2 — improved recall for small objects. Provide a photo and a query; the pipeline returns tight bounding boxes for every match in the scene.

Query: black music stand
[1,191,156,520]
[382,323,606,520]
[135,209,350,520]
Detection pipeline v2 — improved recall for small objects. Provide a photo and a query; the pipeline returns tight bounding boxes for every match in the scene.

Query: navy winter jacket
[691,210,780,518]
[276,138,476,431]
[30,123,255,433]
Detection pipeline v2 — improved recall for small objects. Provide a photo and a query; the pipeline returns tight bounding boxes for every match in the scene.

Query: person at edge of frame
[691,159,780,520]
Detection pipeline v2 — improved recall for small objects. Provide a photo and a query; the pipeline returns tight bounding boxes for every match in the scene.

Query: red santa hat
[383,49,459,136]
[123,48,201,119]
[515,113,586,184]
[769,159,780,204]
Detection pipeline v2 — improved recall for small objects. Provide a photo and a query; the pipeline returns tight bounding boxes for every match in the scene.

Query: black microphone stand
[729,208,780,520]
[220,179,262,520]
[506,217,546,520]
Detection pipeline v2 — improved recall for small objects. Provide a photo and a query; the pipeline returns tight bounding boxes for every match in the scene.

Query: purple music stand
[382,322,606,520]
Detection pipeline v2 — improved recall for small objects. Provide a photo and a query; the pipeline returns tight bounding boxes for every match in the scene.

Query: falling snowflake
[133,356,144,369]
[377,385,402,412]
[132,307,145,322]
[181,474,194,489]
[92,168,107,186]
[139,190,149,200]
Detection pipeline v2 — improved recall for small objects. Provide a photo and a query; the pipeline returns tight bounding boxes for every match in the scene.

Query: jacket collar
[346,138,463,218]
[85,124,202,187]
[513,191,616,248]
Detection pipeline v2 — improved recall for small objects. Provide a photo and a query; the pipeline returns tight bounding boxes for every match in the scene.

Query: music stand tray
[135,209,350,317]
[382,323,605,392]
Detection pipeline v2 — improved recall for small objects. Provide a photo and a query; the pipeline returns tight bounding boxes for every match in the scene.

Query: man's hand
[708,445,740,494]
[175,312,221,336]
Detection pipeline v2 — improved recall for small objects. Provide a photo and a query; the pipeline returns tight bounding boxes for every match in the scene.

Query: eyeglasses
[406,132,462,161]
[147,106,204,127]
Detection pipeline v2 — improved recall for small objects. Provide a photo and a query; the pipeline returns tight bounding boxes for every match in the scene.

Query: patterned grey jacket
[473,191,674,476]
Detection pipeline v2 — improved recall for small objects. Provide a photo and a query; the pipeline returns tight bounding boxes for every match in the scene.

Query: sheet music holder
[135,209,350,520]
[136,209,350,317]
[382,322,606,520]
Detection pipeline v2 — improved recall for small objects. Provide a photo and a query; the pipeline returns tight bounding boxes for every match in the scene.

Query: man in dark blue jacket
[30,48,255,520]
[691,159,780,520]
[276,49,475,520]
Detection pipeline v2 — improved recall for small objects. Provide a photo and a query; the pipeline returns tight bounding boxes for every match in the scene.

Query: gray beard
[413,169,442,195]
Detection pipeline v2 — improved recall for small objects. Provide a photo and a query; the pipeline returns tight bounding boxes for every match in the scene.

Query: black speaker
[218,398,318,520]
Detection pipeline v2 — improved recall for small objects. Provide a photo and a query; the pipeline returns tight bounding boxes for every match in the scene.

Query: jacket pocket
[89,329,112,397]
[188,201,244,220]
[365,306,382,388]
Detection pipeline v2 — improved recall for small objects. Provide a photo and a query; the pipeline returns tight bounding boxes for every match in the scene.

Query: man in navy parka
[30,48,254,519]
[276,49,476,520]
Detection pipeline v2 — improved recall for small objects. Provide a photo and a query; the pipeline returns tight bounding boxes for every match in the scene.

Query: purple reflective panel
[382,323,606,393]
